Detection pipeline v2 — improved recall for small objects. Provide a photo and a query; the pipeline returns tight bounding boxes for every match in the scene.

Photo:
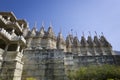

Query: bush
[67,64,120,80]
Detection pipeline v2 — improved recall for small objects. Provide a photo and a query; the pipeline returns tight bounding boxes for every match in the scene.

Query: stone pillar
[5,44,9,52]
[16,44,20,52]
[21,49,23,53]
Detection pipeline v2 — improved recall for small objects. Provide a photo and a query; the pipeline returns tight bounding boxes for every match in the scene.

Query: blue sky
[0,0,120,51]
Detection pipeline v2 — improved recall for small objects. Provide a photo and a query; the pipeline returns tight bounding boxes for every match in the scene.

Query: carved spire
[80,32,88,46]
[87,31,94,46]
[100,32,111,47]
[95,31,97,36]
[47,22,54,35]
[58,31,63,40]
[42,21,44,28]
[82,31,85,37]
[39,22,45,37]
[88,36,94,46]
[66,34,73,47]
[89,31,91,36]
[73,36,79,47]
[47,23,56,40]
[57,31,65,49]
[30,24,37,37]
[93,32,101,46]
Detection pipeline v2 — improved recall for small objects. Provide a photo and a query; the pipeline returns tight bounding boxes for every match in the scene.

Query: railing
[0,15,22,32]
[0,28,11,40]
[0,15,8,24]
[0,28,26,44]
[13,36,26,44]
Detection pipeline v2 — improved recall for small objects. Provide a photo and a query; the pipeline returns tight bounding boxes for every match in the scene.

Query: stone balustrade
[13,36,26,44]
[0,28,26,44]
[0,15,8,24]
[20,36,26,44]
[0,28,11,40]
[15,22,22,31]
[0,15,22,32]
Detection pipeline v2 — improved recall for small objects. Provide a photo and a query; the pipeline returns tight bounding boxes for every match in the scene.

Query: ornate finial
[88,31,91,36]
[68,31,70,35]
[34,21,37,28]
[71,29,73,35]
[60,27,62,33]
[75,31,77,36]
[95,31,97,36]
[82,32,84,36]
[42,21,44,27]
[99,35,101,38]
[32,22,37,31]
[101,32,104,36]
[50,21,52,27]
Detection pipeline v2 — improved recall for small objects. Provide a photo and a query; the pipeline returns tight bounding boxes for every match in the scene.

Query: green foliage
[67,64,120,80]
[26,77,36,80]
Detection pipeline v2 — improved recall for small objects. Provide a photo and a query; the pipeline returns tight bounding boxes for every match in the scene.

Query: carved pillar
[16,44,20,52]
[5,44,9,52]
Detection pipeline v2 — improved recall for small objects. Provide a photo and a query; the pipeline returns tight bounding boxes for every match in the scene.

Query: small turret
[80,32,88,55]
[100,34,111,47]
[47,24,55,37]
[66,34,73,52]
[100,33,112,55]
[93,36,101,47]
[72,36,80,53]
[80,36,88,47]
[93,32,103,55]
[87,36,94,46]
[66,34,73,47]
[57,32,65,44]
[87,33,95,55]
[41,24,57,49]
[57,31,66,51]
[73,36,79,47]
[30,26,37,37]
[38,26,45,37]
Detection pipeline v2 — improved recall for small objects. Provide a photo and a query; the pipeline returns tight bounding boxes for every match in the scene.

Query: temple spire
[32,21,37,31]
[101,32,104,36]
[88,31,91,36]
[71,29,73,35]
[82,32,85,37]
[42,21,44,27]
[95,31,97,36]
[75,31,77,36]
[34,21,37,28]
[60,27,62,33]
[50,21,52,27]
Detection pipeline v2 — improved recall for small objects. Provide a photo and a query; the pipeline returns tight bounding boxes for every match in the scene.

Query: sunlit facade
[0,12,116,80]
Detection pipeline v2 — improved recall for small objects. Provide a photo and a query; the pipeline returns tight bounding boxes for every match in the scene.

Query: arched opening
[0,39,6,50]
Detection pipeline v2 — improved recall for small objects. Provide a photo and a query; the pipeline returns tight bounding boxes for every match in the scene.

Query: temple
[0,12,118,80]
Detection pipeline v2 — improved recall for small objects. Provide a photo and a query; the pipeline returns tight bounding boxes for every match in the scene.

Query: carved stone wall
[22,49,66,80]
